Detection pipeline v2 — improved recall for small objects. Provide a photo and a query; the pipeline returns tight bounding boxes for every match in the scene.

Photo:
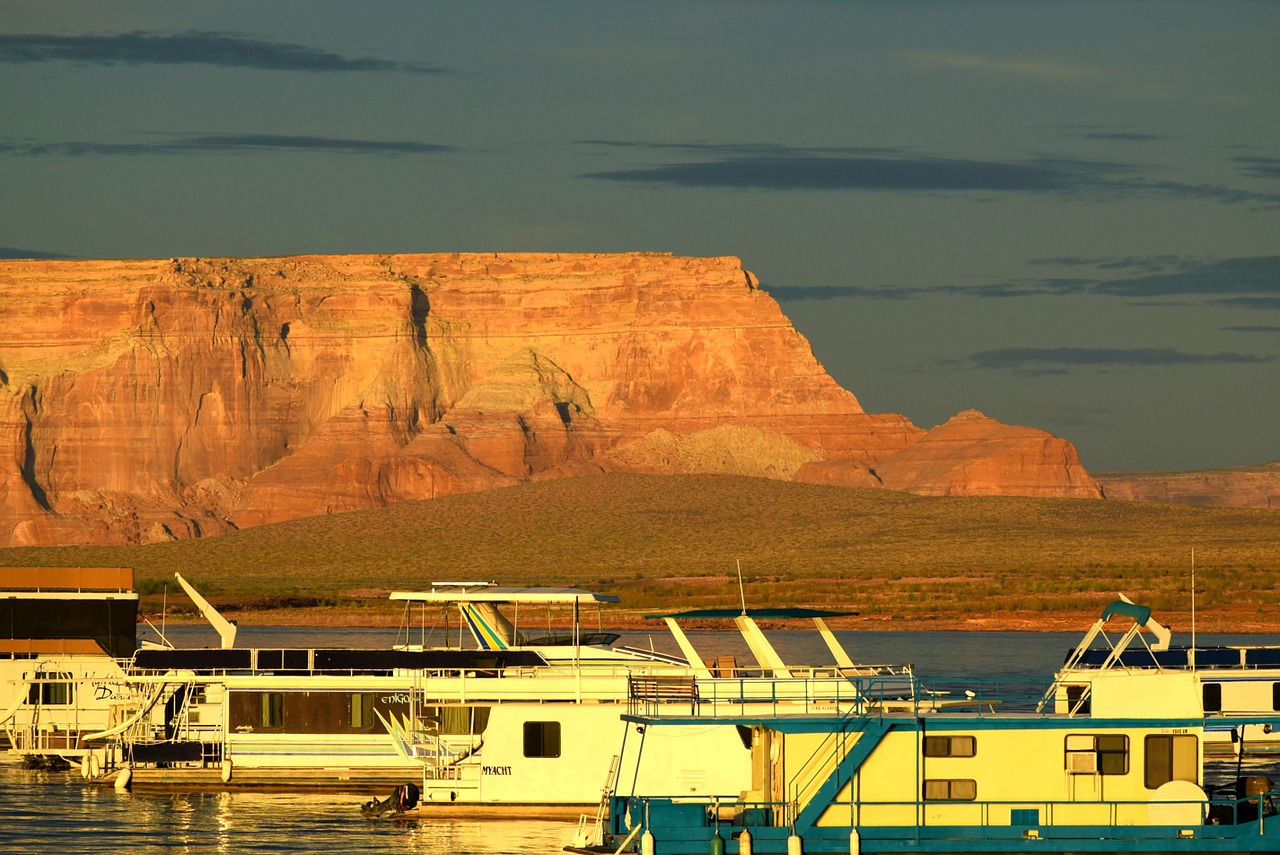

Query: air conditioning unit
[1067,751,1098,774]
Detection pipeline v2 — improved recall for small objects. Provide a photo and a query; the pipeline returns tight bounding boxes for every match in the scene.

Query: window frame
[923,778,977,801]
[1144,733,1198,790]
[923,735,977,758]
[261,692,284,729]
[350,693,374,729]
[522,720,562,758]
[28,672,75,706]
[1203,682,1223,713]
[1064,733,1129,776]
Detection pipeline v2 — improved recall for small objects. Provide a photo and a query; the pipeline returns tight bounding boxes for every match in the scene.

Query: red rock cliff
[0,253,1100,545]
[1099,463,1280,509]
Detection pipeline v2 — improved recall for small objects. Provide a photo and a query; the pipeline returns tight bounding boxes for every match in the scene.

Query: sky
[2,1,1277,473]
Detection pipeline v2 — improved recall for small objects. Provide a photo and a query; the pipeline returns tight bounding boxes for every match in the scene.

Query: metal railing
[613,790,1279,837]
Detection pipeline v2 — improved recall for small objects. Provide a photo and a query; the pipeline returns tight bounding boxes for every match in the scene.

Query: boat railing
[4,669,153,760]
[112,676,226,770]
[626,672,919,719]
[625,672,1065,721]
[913,675,1057,716]
[610,787,1280,841]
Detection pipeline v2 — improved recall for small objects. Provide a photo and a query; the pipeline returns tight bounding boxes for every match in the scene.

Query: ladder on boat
[571,754,620,851]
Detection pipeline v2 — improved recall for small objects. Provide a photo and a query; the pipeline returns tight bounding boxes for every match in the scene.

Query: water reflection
[0,759,576,854]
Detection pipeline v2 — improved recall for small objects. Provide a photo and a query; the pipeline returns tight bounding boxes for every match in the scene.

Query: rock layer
[874,410,1102,498]
[1099,463,1280,509]
[0,253,1101,546]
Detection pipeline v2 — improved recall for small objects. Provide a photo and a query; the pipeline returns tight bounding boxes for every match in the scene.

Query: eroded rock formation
[1099,463,1280,509]
[874,410,1102,498]
[0,253,1101,546]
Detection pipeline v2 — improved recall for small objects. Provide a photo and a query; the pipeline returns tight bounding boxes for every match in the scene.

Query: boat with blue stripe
[577,600,1280,854]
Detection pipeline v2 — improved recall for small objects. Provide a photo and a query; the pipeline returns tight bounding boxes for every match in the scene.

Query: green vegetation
[2,474,1277,629]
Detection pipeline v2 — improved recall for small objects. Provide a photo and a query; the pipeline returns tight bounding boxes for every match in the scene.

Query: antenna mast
[736,558,747,615]
[1190,547,1197,670]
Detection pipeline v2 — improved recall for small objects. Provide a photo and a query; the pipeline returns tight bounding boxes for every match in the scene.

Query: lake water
[2,628,1271,853]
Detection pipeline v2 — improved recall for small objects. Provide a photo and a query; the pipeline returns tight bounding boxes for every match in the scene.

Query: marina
[8,571,1280,853]
[3,617,1279,852]
[95,584,904,803]
[0,627,1069,854]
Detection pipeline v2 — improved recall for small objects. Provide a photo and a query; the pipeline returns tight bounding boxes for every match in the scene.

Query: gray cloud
[1223,325,1280,333]
[0,246,75,259]
[764,281,1074,302]
[0,31,447,74]
[0,134,456,157]
[1235,156,1280,180]
[577,141,1280,206]
[1031,255,1198,273]
[763,284,930,301]
[961,346,1275,376]
[1075,132,1166,142]
[581,146,1121,193]
[1215,296,1280,311]
[768,255,1280,306]
[1079,256,1280,299]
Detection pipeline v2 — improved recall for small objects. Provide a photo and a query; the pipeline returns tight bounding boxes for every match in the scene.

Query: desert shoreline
[148,606,1277,636]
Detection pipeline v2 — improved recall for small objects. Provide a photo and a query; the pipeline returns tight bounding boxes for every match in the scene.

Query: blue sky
[3,1,1277,472]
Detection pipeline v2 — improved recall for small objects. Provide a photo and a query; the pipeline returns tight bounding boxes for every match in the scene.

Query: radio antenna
[1190,547,1197,670]
[736,558,748,615]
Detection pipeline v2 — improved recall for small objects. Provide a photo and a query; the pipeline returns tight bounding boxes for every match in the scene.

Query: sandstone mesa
[1098,463,1280,510]
[0,252,1101,546]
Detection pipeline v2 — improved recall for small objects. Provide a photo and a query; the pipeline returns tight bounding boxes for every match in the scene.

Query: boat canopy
[389,586,621,605]
[644,608,858,620]
[1100,599,1152,626]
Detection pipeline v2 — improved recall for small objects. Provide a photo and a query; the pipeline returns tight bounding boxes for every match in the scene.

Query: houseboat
[395,605,910,811]
[1047,597,1280,755]
[0,566,142,769]
[115,585,905,808]
[579,602,1280,854]
[115,583,661,790]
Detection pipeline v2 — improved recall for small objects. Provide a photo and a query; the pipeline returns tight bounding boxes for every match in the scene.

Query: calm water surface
[2,628,1269,853]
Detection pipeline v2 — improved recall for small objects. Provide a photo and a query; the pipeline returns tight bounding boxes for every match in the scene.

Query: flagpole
[1190,547,1197,671]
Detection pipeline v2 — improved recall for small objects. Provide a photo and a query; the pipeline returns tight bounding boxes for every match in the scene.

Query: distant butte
[1098,463,1280,510]
[0,252,1107,546]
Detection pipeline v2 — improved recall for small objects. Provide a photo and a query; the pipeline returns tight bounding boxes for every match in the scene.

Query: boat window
[351,693,374,728]
[1144,734,1197,789]
[27,672,74,706]
[523,721,561,758]
[261,692,284,729]
[1064,734,1128,775]
[1203,682,1222,713]
[923,736,976,757]
[1064,684,1090,715]
[421,705,492,735]
[923,779,977,801]
[1272,683,1280,712]
[442,706,491,735]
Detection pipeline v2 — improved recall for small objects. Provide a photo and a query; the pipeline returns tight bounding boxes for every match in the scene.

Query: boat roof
[389,586,621,605]
[1,566,134,594]
[644,607,858,620]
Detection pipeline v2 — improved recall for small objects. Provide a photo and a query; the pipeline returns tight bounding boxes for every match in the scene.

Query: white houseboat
[112,584,907,811]
[0,566,142,769]
[396,603,910,811]
[1047,597,1280,755]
